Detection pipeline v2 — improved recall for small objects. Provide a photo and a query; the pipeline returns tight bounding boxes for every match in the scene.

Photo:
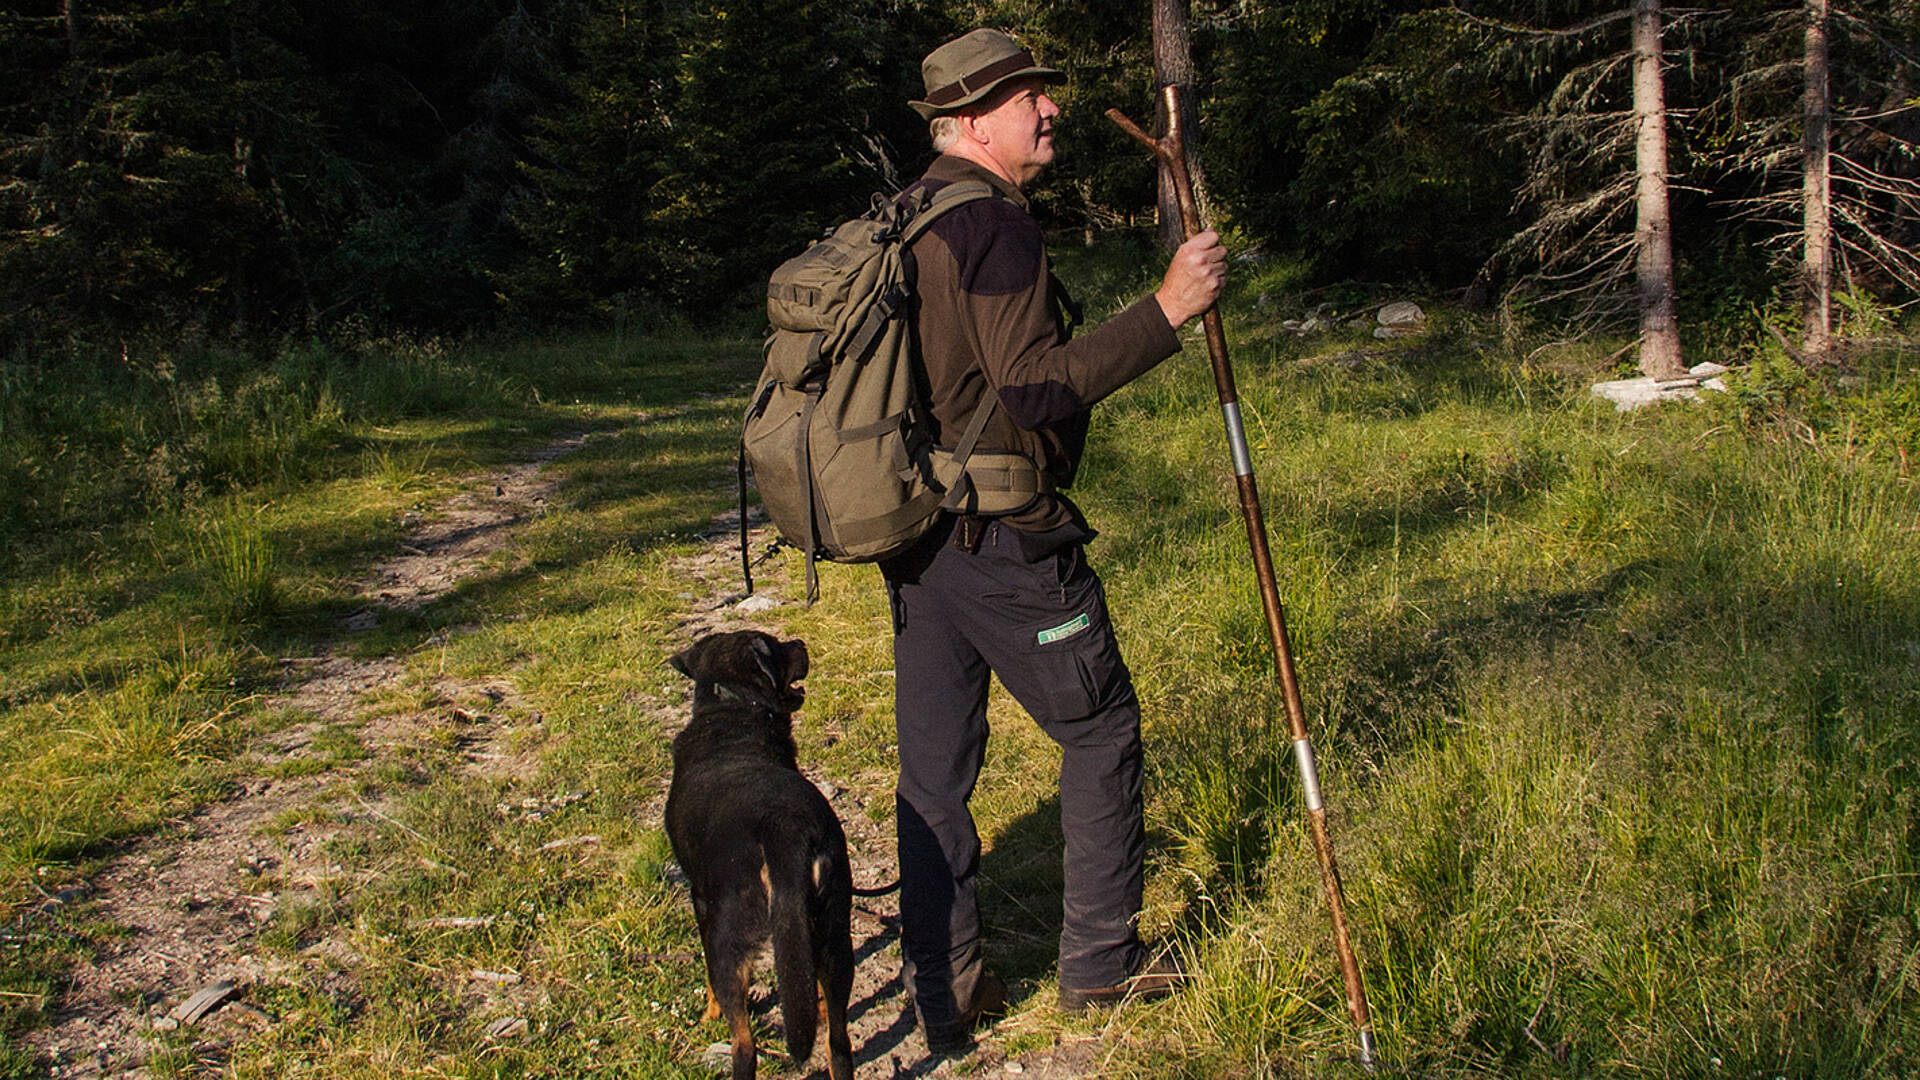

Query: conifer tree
[0,0,315,343]
[652,0,899,308]
[1701,0,1920,362]
[507,0,674,317]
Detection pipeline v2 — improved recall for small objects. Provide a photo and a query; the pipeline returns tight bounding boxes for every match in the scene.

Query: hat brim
[910,65,1062,120]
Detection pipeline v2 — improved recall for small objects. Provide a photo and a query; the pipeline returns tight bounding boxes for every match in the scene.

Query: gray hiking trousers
[881,513,1146,1026]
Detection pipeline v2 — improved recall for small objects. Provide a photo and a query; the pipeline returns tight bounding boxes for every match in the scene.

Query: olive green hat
[910,29,1061,120]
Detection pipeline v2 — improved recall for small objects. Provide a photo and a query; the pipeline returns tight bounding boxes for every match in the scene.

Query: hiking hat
[910,29,1061,120]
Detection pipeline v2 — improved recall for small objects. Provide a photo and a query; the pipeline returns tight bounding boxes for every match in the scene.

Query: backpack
[740,180,1051,602]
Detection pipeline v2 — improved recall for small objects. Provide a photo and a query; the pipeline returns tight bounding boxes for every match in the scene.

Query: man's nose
[1039,93,1061,118]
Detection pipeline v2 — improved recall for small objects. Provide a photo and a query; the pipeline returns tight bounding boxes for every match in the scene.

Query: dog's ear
[668,643,698,680]
[748,634,782,692]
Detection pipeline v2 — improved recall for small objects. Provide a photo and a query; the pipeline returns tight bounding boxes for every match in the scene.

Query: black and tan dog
[666,630,853,1080]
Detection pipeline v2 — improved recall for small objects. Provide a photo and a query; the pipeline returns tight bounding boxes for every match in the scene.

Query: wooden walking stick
[1109,85,1378,1069]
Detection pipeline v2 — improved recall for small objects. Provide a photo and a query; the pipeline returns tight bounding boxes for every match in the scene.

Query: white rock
[1591,376,1707,411]
[735,594,781,614]
[1377,301,1425,326]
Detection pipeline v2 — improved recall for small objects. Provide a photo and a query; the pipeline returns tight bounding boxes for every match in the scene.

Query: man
[884,28,1227,1053]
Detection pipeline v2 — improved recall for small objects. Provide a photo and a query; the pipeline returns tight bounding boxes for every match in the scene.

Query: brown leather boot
[1058,950,1186,1012]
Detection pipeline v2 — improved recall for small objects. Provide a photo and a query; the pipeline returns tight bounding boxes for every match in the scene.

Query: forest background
[6,0,1917,352]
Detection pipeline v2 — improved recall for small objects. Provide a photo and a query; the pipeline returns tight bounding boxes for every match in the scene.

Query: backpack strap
[899,180,998,245]
[837,182,998,369]
[898,180,1003,515]
[738,441,752,593]
[938,393,1000,513]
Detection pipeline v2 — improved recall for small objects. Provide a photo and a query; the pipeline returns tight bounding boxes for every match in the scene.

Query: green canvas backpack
[741,180,1050,602]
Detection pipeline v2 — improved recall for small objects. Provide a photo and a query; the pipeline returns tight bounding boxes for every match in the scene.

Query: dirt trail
[22,429,1103,1080]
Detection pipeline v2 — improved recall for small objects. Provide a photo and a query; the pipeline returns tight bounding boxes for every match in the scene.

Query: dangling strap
[738,379,778,595]
[738,442,752,594]
[798,386,823,604]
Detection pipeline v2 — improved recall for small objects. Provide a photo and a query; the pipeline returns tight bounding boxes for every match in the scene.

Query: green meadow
[2,245,1916,1077]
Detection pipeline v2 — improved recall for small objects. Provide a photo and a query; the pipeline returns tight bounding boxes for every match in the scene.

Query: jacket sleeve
[951,203,1182,431]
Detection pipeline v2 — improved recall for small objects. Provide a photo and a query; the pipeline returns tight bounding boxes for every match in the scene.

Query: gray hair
[930,114,962,152]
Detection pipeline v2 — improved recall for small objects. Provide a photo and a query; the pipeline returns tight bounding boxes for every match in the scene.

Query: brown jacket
[904,156,1180,533]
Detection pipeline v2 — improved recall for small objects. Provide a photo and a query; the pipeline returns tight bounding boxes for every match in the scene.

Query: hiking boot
[921,972,1007,1055]
[1058,950,1187,1012]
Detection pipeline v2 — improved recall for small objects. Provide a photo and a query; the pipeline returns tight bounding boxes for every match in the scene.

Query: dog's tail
[761,832,831,1066]
[851,877,899,897]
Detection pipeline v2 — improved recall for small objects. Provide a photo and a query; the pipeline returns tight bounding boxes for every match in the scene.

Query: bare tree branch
[1445,5,1635,39]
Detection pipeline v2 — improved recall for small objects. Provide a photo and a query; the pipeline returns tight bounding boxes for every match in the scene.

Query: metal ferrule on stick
[1109,85,1378,1070]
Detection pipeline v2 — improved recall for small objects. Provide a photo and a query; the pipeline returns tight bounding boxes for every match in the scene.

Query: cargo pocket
[1010,580,1128,726]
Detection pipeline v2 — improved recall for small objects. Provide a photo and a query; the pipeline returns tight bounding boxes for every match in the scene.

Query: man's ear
[957,111,987,146]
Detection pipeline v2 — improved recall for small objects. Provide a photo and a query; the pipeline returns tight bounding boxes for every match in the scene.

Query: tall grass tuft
[0,654,242,868]
[192,500,280,621]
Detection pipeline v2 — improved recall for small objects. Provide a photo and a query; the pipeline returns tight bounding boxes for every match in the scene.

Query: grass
[1066,327,1920,1076]
[2,248,1917,1077]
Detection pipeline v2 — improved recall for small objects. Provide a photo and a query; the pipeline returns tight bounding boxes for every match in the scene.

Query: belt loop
[953,515,986,554]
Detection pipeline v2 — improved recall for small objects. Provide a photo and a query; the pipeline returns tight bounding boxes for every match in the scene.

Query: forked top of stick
[1104,84,1187,164]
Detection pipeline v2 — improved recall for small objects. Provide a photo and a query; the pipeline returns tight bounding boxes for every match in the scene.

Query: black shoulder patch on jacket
[930,199,1044,298]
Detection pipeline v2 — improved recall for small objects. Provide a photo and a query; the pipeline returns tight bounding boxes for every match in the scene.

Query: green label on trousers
[1037,612,1090,646]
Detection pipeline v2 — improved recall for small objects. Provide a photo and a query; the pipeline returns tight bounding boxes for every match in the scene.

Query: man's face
[967,77,1061,185]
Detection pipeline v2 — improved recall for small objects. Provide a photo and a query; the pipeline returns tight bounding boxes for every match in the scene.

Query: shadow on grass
[1319,562,1654,762]
[977,790,1069,998]
[972,781,1276,996]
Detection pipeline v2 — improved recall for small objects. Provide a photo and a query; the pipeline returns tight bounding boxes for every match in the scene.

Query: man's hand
[1154,229,1227,330]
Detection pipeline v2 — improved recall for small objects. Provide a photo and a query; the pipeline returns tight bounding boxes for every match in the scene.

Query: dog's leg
[719,953,758,1080]
[703,982,721,1022]
[726,1006,757,1080]
[701,929,759,1080]
[820,933,855,1080]
[817,972,853,1080]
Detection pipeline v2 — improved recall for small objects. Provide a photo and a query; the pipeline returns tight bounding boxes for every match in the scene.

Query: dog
[665,630,853,1080]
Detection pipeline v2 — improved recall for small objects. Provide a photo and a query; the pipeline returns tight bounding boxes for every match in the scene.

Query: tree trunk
[1631,0,1685,379]
[1802,0,1832,362]
[1152,0,1209,250]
